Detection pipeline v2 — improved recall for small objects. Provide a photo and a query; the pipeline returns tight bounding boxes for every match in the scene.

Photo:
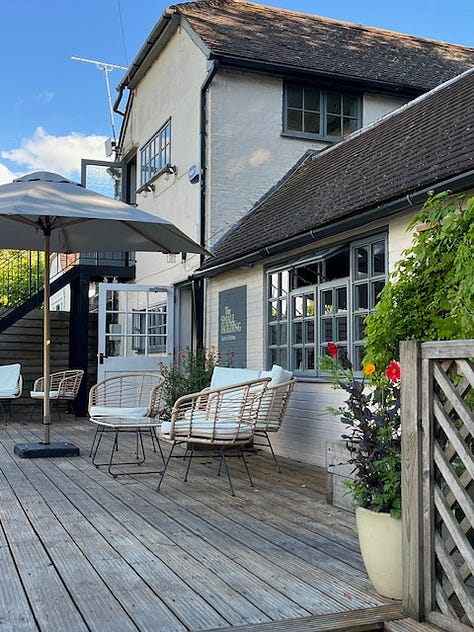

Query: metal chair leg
[156,442,177,492]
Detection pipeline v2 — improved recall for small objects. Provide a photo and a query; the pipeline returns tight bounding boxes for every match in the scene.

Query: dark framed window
[140,119,171,186]
[267,235,387,375]
[284,84,362,141]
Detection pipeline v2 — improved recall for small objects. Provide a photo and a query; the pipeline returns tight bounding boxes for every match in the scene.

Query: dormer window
[140,119,171,185]
[283,84,361,141]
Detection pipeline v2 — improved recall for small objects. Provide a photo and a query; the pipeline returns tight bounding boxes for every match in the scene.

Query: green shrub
[159,347,219,418]
[364,191,474,368]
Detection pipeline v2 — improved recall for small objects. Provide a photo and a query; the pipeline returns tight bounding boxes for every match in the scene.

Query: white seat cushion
[161,419,253,441]
[30,390,60,400]
[89,406,149,418]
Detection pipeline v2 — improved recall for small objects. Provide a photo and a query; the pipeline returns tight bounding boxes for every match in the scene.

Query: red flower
[385,360,401,382]
[327,342,338,358]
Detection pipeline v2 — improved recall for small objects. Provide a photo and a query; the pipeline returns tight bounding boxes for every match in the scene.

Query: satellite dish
[188,164,199,184]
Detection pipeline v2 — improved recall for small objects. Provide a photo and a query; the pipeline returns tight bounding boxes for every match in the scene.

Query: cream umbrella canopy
[0,171,208,456]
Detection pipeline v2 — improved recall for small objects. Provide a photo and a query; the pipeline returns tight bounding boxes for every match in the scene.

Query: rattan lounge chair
[254,377,297,472]
[157,377,270,496]
[30,369,84,420]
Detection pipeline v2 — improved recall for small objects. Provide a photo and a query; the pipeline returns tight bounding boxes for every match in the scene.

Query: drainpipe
[195,59,218,349]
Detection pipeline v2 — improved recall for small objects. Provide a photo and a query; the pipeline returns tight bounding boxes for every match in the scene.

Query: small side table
[89,416,164,477]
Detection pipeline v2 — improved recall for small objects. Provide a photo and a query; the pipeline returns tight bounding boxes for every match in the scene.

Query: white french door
[97,283,174,381]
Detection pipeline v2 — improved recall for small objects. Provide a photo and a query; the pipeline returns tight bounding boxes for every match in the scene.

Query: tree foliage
[0,250,44,307]
[364,191,474,368]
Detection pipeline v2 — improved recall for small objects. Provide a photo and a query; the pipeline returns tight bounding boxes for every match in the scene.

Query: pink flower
[385,360,401,382]
[327,342,338,358]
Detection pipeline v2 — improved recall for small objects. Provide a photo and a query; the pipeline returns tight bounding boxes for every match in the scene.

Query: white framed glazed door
[97,283,174,381]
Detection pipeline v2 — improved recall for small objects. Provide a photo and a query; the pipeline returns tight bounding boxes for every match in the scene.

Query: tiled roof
[199,68,474,273]
[175,0,474,91]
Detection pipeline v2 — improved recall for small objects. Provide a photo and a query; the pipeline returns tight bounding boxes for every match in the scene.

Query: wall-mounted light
[136,182,155,197]
[164,164,177,175]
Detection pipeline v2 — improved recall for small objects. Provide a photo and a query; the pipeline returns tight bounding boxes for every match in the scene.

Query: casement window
[267,235,386,375]
[284,84,362,141]
[140,119,171,185]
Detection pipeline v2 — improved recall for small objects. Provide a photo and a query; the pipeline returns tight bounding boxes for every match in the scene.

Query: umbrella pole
[43,232,51,444]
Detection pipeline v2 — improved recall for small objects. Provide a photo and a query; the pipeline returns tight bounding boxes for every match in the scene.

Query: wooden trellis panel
[401,341,474,632]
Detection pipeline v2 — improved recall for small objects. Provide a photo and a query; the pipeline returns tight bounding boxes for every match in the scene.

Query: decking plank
[0,419,401,631]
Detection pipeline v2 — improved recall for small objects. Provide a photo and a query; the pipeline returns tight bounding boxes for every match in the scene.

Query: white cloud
[0,162,17,185]
[35,91,55,103]
[0,127,107,184]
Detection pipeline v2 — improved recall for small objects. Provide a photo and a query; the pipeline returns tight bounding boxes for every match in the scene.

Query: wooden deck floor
[0,418,402,631]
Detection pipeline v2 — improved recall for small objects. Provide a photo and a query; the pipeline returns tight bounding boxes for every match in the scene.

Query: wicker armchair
[254,377,297,472]
[158,377,270,496]
[88,372,165,458]
[30,369,84,420]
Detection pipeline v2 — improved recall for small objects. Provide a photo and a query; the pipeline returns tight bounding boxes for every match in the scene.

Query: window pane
[293,295,303,318]
[287,86,302,108]
[372,240,385,275]
[354,315,366,340]
[356,247,368,278]
[294,348,303,370]
[305,296,315,317]
[372,280,385,306]
[305,348,315,370]
[345,118,359,135]
[336,318,347,341]
[322,320,333,342]
[321,290,333,314]
[287,109,302,131]
[353,346,365,371]
[305,320,315,343]
[269,324,278,345]
[279,322,287,341]
[305,88,320,111]
[336,287,347,312]
[304,112,320,134]
[326,115,341,137]
[327,92,341,114]
[294,322,303,343]
[343,94,359,117]
[355,284,368,310]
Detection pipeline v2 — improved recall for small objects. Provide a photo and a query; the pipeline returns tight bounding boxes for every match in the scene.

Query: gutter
[193,59,219,350]
[208,53,426,97]
[113,9,178,114]
[195,170,474,278]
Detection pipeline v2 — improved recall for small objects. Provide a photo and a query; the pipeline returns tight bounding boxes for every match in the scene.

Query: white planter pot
[355,506,402,599]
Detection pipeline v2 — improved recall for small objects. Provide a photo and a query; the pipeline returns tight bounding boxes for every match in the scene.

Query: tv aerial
[71,56,128,144]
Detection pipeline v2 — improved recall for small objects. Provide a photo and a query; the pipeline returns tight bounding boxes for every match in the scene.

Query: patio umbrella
[0,171,209,457]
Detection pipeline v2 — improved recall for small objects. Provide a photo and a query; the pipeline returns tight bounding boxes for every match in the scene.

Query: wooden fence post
[400,340,424,619]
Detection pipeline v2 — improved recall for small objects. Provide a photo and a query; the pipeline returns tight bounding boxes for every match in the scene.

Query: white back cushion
[0,363,21,397]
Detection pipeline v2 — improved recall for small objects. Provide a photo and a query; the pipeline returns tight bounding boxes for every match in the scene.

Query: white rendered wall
[207,70,410,248]
[363,93,410,127]
[120,26,206,287]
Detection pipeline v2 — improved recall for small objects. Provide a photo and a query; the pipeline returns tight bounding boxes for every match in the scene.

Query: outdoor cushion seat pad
[160,419,253,440]
[30,390,61,399]
[89,406,149,418]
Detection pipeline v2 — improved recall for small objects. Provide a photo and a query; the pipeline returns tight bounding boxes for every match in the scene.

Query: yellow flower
[363,363,376,376]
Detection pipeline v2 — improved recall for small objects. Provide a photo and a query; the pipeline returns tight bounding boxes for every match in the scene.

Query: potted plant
[323,342,402,599]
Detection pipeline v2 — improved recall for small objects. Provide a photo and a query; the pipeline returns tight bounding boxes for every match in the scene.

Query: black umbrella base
[14,442,80,458]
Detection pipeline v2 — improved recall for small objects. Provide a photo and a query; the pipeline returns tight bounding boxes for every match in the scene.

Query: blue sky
[0,0,472,184]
